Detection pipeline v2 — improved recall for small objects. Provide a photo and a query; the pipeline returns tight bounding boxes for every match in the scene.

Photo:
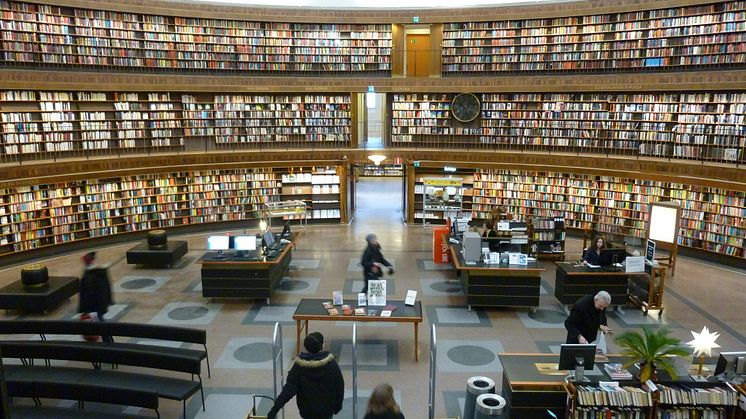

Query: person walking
[364,383,405,419]
[78,251,113,342]
[266,332,344,419]
[564,290,612,344]
[360,233,393,295]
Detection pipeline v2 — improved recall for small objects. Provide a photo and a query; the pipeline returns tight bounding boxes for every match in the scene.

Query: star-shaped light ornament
[687,326,721,357]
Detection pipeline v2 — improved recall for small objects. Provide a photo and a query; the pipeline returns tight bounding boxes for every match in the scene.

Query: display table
[449,244,544,310]
[197,234,298,302]
[0,277,79,313]
[554,262,629,308]
[292,298,423,361]
[126,240,188,267]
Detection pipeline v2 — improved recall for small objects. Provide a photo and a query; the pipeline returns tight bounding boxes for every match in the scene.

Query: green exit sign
[413,161,420,167]
[412,16,420,23]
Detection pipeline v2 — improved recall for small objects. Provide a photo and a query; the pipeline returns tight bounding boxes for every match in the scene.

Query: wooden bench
[0,320,211,377]
[0,340,204,418]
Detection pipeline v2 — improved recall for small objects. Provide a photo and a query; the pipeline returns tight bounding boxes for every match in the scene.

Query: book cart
[627,265,667,317]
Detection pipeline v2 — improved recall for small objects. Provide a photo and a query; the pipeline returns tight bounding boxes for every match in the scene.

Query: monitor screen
[599,248,627,266]
[234,236,257,251]
[714,351,746,376]
[207,235,230,250]
[558,344,597,372]
[263,230,276,248]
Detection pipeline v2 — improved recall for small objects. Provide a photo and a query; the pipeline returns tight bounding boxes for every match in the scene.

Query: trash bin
[464,376,495,419]
[474,393,506,419]
[433,226,450,264]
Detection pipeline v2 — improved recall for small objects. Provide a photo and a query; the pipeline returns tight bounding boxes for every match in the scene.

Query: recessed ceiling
[180,0,564,9]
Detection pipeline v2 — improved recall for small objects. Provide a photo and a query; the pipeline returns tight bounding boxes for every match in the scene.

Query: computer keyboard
[266,250,280,259]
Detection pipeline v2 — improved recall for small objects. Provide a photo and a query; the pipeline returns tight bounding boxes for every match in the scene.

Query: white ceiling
[178,0,564,9]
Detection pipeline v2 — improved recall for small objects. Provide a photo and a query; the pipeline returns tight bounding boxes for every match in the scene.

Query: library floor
[1,177,745,419]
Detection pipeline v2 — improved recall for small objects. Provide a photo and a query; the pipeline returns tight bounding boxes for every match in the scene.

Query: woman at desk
[582,237,606,265]
[482,221,498,252]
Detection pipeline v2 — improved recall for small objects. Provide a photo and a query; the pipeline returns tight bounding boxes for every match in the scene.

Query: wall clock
[451,93,481,122]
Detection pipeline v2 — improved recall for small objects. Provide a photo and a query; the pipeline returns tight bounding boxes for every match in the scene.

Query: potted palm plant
[614,326,689,382]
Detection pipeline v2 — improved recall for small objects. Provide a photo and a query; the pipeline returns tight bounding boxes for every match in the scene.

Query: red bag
[80,312,102,342]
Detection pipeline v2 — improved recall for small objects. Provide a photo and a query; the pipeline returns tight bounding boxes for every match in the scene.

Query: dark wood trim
[1,149,744,192]
[3,69,746,94]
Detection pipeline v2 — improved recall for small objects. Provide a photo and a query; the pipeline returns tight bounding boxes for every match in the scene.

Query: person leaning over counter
[564,290,612,344]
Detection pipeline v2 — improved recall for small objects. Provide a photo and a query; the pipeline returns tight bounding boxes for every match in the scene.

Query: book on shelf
[380,310,393,317]
[332,290,343,305]
[367,309,378,316]
[604,363,633,380]
[383,304,397,312]
[354,307,366,316]
[322,301,333,309]
[326,308,339,316]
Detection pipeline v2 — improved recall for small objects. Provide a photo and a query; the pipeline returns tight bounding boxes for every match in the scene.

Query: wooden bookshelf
[443,0,746,75]
[411,170,473,224]
[389,92,746,165]
[0,90,353,162]
[0,1,392,75]
[530,216,566,260]
[425,168,745,260]
[0,165,344,258]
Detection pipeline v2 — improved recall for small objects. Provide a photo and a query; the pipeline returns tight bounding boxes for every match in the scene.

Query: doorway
[365,92,385,149]
[405,26,431,77]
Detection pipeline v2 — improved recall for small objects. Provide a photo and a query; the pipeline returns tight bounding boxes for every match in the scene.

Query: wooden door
[406,34,430,77]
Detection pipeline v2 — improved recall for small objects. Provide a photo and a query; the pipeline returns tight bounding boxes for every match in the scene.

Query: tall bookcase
[0,90,353,163]
[0,1,392,75]
[0,166,345,258]
[423,168,745,260]
[442,1,746,75]
[389,92,746,166]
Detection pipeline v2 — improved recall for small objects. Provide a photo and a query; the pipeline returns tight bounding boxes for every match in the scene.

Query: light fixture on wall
[259,220,268,232]
[368,154,387,166]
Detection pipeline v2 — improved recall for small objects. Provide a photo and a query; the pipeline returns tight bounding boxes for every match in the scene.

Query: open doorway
[365,92,385,149]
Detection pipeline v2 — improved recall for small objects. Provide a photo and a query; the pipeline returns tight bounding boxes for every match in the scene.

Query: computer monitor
[714,351,746,378]
[262,230,276,248]
[207,235,229,251]
[559,344,597,382]
[234,235,257,251]
[599,248,628,266]
[281,222,291,239]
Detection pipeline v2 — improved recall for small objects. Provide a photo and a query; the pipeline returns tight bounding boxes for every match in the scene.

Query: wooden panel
[391,24,405,77]
[406,34,430,77]
[1,149,745,192]
[430,24,443,77]
[3,69,745,93]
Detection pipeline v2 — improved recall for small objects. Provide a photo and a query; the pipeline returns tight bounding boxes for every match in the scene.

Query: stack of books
[604,363,633,380]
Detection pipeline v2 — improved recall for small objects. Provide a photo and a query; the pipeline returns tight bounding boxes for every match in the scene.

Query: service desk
[293,298,423,361]
[449,244,544,310]
[197,242,293,303]
[554,262,629,307]
[500,353,634,419]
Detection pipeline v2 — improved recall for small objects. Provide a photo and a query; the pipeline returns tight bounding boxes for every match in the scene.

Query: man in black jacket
[360,233,393,295]
[78,251,113,342]
[267,332,344,419]
[564,290,612,344]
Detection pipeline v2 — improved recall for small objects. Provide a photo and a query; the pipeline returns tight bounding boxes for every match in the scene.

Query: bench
[0,320,211,377]
[0,340,204,418]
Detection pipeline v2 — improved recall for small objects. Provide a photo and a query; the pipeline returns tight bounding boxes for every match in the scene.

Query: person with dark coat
[482,221,499,252]
[364,383,405,419]
[564,291,612,344]
[78,251,113,342]
[267,332,344,419]
[582,236,606,265]
[360,233,393,295]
